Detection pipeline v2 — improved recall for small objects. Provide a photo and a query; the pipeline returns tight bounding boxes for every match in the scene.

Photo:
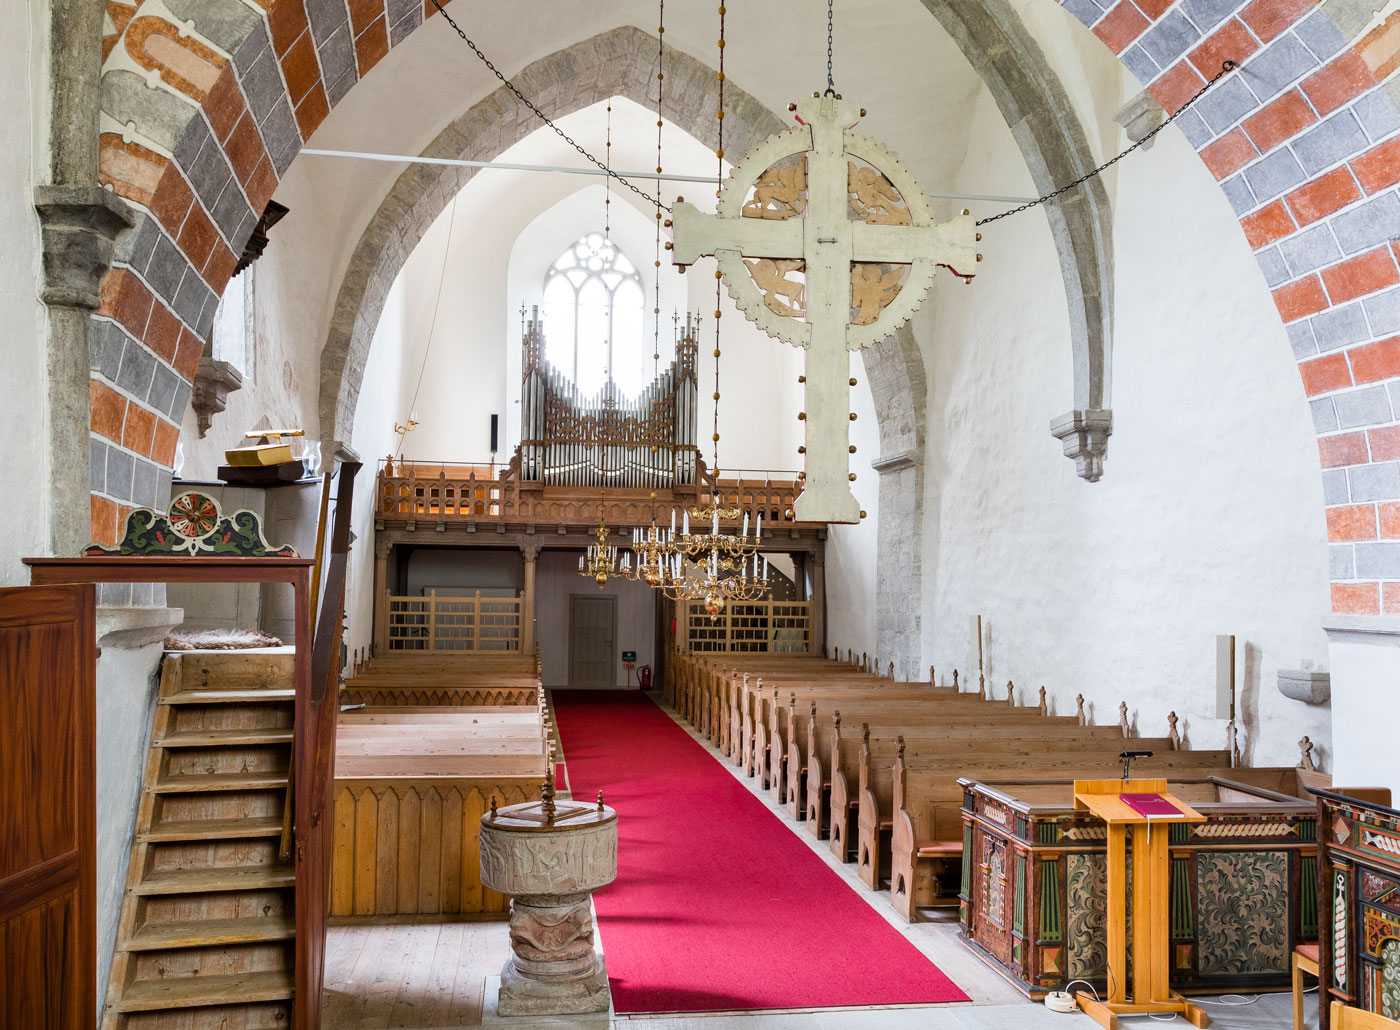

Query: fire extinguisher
[638,665,653,690]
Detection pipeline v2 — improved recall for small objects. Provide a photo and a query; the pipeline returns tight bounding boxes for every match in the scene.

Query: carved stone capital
[34,185,136,309]
[521,543,542,562]
[871,450,918,475]
[191,357,244,438]
[1050,409,1113,482]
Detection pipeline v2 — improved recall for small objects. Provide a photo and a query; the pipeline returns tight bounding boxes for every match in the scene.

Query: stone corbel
[1051,409,1113,482]
[871,451,917,475]
[191,357,244,438]
[1113,91,1166,150]
[35,185,135,308]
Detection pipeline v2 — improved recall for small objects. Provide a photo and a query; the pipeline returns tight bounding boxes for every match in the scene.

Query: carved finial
[930,664,936,685]
[490,794,498,820]
[862,652,869,672]
[834,710,841,732]
[897,735,906,759]
[862,722,870,746]
[810,700,817,717]
[847,648,853,665]
[953,669,960,691]
[1118,701,1129,738]
[1299,735,1316,771]
[888,661,894,680]
[542,749,557,822]
[1039,686,1047,716]
[1168,711,1181,750]
[1076,693,1086,726]
[1006,680,1016,707]
[598,790,606,811]
[978,672,986,701]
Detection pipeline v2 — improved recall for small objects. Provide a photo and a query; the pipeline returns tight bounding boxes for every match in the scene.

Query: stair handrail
[296,458,360,1030]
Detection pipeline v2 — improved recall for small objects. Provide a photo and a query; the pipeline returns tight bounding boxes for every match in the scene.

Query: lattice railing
[375,459,810,528]
[680,599,811,653]
[385,590,522,652]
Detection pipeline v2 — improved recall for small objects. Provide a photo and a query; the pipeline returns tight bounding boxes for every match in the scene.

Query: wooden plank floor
[322,920,496,1029]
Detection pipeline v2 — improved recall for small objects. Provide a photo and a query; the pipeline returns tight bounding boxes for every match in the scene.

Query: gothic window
[541,233,645,397]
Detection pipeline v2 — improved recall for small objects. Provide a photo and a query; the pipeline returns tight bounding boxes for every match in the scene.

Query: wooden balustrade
[374,459,811,528]
[679,599,812,654]
[386,590,523,652]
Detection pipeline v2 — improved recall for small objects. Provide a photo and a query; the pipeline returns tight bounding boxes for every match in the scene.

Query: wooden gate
[0,583,96,1030]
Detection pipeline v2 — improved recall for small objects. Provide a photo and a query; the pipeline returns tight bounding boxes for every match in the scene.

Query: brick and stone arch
[93,0,1400,619]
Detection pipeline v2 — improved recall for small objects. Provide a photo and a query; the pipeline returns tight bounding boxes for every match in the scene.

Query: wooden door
[568,595,615,688]
[0,584,96,1030]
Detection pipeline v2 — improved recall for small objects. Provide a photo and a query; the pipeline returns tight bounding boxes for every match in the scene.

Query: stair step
[132,864,294,896]
[151,772,288,794]
[140,817,284,843]
[160,689,296,706]
[156,728,294,748]
[113,969,294,1012]
[125,916,295,951]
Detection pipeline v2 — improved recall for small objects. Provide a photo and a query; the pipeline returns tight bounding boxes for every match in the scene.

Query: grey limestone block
[1278,669,1331,704]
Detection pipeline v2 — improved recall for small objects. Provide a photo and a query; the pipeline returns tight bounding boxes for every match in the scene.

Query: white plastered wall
[905,48,1332,771]
[0,1,50,586]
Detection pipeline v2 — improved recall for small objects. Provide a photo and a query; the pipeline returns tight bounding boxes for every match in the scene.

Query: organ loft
[3,1,1400,1029]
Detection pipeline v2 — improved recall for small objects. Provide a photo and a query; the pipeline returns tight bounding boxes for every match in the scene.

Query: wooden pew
[880,739,1258,921]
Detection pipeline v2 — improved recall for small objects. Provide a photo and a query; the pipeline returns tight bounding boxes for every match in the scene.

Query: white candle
[742,512,749,536]
[671,509,676,533]
[683,510,689,535]
[756,513,762,537]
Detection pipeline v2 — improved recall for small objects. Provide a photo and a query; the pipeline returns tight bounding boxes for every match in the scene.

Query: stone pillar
[479,777,617,1016]
[872,450,922,680]
[810,550,826,657]
[34,187,135,556]
[372,538,390,656]
[38,0,131,558]
[522,544,539,655]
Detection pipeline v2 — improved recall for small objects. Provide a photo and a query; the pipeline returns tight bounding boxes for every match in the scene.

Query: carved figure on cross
[671,95,977,523]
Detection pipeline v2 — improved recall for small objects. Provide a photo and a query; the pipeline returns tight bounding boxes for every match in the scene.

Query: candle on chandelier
[742,512,749,536]
[756,512,762,538]
[712,508,719,533]
[683,510,690,535]
[671,509,676,533]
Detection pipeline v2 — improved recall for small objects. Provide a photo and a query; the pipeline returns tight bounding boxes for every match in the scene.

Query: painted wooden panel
[0,584,96,1030]
[331,780,537,917]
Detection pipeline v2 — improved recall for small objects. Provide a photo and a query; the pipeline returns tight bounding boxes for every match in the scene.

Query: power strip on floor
[1044,991,1079,1013]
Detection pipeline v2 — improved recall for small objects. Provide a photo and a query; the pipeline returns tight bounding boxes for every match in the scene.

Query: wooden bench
[330,690,549,918]
[342,653,542,707]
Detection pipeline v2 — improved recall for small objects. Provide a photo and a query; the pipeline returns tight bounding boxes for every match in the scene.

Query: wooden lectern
[1072,778,1209,1029]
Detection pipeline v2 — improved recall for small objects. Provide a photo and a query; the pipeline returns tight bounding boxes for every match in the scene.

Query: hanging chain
[604,103,612,240]
[654,1,665,373]
[713,3,727,477]
[427,0,669,212]
[977,59,1237,226]
[824,0,837,98]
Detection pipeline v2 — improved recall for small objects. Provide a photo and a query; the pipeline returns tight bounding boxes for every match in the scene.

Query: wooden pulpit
[1072,778,1209,1029]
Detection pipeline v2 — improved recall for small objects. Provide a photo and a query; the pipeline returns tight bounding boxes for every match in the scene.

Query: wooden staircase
[102,650,299,1030]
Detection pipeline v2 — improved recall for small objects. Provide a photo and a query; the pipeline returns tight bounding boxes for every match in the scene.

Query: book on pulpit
[1119,793,1182,819]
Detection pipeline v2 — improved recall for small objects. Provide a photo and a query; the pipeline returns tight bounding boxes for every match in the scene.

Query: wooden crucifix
[671,95,977,523]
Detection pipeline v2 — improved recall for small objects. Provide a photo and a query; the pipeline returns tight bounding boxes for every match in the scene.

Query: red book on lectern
[1119,793,1182,819]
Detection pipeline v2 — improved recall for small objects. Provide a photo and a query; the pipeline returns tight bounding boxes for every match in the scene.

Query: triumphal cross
[671,95,977,523]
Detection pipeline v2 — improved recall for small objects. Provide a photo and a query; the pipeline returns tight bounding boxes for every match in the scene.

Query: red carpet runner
[552,690,971,1013]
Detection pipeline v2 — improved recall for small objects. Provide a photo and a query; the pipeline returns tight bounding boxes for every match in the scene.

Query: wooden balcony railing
[375,457,813,528]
